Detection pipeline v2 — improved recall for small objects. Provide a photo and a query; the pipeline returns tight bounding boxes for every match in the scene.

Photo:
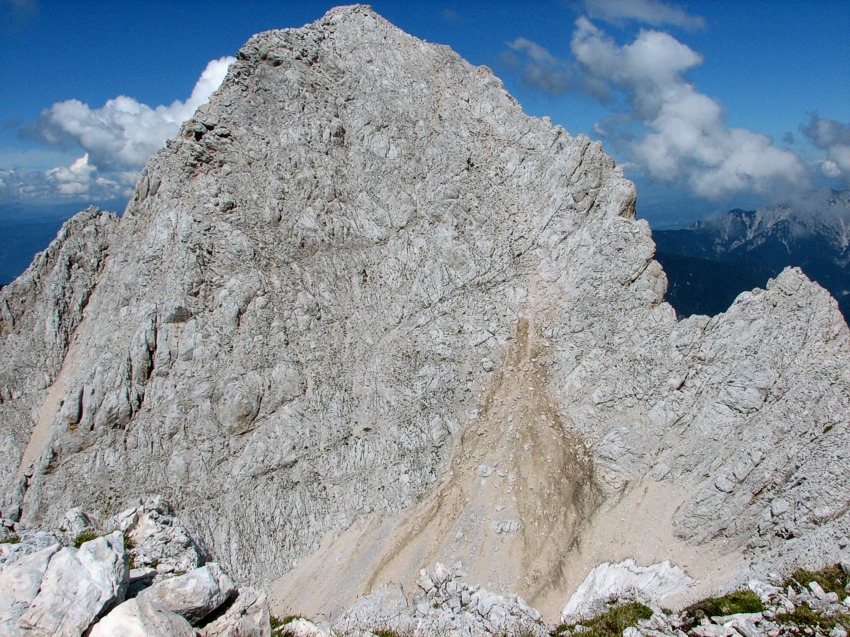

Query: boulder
[0,543,60,636]
[279,618,330,637]
[0,531,62,569]
[136,562,235,624]
[62,507,95,536]
[111,497,207,575]
[561,559,693,622]
[199,586,271,637]
[337,563,549,637]
[89,597,195,637]
[17,531,128,636]
[0,508,261,637]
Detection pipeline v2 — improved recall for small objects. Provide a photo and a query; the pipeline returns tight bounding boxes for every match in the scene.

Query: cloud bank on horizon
[504,0,849,201]
[0,56,234,204]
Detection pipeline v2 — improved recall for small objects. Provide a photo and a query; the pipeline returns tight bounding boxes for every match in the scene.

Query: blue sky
[1,0,848,227]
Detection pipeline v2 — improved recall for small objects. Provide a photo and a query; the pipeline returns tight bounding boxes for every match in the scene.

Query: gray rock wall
[0,207,116,519]
[1,4,849,619]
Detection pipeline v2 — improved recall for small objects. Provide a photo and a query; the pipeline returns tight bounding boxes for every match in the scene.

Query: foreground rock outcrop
[270,562,850,637]
[0,499,270,636]
[1,3,850,626]
[335,562,549,636]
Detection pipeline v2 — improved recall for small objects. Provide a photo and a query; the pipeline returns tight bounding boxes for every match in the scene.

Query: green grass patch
[123,533,136,569]
[0,533,20,544]
[775,604,850,632]
[684,589,763,618]
[678,590,763,631]
[788,564,848,596]
[554,602,653,637]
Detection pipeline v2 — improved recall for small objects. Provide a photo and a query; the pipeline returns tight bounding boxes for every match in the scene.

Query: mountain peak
[235,3,427,71]
[2,5,849,628]
[319,3,381,22]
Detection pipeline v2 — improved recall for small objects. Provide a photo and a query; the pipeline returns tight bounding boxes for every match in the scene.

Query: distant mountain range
[654,190,850,321]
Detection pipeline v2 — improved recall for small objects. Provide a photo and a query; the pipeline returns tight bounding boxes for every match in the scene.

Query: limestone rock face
[1,3,850,623]
[0,206,115,522]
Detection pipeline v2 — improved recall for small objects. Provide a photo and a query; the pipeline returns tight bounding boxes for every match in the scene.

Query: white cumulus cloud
[570,18,809,199]
[583,0,705,30]
[34,56,234,172]
[4,56,234,204]
[44,153,135,198]
[46,153,97,196]
[802,114,850,184]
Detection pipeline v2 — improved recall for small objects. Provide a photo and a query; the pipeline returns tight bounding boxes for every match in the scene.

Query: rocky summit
[2,4,850,633]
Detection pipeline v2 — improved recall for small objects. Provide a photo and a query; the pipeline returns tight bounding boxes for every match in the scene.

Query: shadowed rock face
[2,4,850,622]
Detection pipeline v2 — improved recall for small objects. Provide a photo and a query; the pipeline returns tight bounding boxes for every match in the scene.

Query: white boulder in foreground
[136,562,236,624]
[89,597,195,637]
[0,544,60,636]
[0,501,269,636]
[18,531,127,636]
[111,496,208,575]
[336,562,550,637]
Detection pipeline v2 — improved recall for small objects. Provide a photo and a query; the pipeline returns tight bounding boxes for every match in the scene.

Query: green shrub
[270,615,304,634]
[123,533,136,569]
[73,530,99,548]
[0,533,20,544]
